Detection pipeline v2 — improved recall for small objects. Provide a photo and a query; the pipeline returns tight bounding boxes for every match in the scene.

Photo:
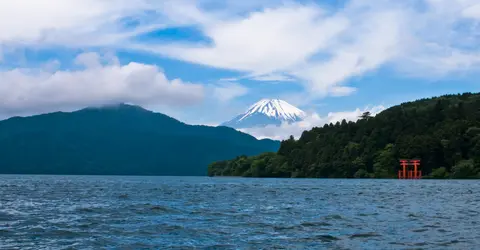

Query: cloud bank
[241,105,386,140]
[0,52,204,117]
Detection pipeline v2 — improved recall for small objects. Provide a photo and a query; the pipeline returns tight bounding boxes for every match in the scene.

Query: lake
[0,175,479,249]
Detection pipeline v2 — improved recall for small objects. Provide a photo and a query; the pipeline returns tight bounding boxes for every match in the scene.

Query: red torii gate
[398,159,422,179]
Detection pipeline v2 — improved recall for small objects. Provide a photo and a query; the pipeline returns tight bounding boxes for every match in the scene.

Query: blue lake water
[0,175,479,249]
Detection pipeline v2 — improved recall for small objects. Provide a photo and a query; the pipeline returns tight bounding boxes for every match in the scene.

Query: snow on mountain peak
[240,99,306,122]
[221,99,306,129]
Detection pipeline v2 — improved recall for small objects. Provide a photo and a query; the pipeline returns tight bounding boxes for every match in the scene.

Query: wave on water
[0,176,479,249]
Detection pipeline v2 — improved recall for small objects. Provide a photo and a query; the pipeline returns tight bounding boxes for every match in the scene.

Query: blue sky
[1,0,480,138]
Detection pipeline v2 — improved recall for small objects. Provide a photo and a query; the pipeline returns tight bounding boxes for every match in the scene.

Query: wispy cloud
[0,0,141,46]
[123,0,480,98]
[211,82,249,102]
[250,73,296,82]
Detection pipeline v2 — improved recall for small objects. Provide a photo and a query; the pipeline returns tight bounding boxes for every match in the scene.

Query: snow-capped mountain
[222,99,306,129]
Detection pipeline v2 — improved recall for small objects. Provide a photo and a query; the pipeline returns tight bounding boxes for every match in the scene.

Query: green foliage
[354,169,369,178]
[208,153,287,177]
[0,104,280,176]
[429,167,449,179]
[210,92,480,179]
[372,144,397,178]
[451,160,479,179]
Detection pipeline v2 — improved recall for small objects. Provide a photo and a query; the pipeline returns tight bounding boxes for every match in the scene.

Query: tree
[373,144,397,178]
[451,160,478,179]
[430,167,449,179]
[354,169,369,178]
[360,111,372,120]
[251,159,266,177]
[278,135,295,156]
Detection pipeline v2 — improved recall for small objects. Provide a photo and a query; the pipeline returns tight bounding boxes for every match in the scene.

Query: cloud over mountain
[0,52,204,117]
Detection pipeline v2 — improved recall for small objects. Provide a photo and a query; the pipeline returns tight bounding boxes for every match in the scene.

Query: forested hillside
[209,92,480,179]
[0,104,279,176]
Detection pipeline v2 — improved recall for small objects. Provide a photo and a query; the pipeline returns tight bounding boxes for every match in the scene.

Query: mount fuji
[222,99,306,129]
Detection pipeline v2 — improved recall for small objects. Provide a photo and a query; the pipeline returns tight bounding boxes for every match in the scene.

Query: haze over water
[1,175,479,249]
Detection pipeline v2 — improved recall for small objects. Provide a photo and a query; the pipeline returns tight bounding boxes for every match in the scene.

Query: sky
[1,0,480,139]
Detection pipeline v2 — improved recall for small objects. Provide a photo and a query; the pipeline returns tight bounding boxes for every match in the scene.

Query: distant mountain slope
[0,104,279,176]
[210,92,480,179]
[222,99,306,129]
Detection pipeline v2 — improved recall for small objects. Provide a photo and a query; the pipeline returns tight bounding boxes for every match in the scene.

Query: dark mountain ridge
[0,104,279,176]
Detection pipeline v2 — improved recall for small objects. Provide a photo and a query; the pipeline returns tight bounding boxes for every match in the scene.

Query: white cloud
[74,52,103,68]
[400,46,480,77]
[293,7,408,94]
[211,82,249,102]
[250,73,296,82]
[425,0,480,20]
[142,4,350,94]
[0,52,204,117]
[2,0,480,113]
[130,1,409,97]
[463,4,480,19]
[154,5,348,75]
[132,0,480,97]
[0,0,160,47]
[217,73,296,83]
[40,60,61,72]
[241,105,386,140]
[329,86,358,97]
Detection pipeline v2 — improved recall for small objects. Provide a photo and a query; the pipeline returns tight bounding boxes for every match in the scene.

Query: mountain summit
[222,99,306,129]
[0,104,279,176]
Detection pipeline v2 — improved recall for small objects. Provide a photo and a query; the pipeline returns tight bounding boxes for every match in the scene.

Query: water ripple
[1,175,479,249]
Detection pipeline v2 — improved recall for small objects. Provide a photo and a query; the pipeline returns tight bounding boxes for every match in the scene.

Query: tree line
[209,92,480,179]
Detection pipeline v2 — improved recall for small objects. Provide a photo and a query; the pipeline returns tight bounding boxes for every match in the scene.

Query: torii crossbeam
[398,159,422,179]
